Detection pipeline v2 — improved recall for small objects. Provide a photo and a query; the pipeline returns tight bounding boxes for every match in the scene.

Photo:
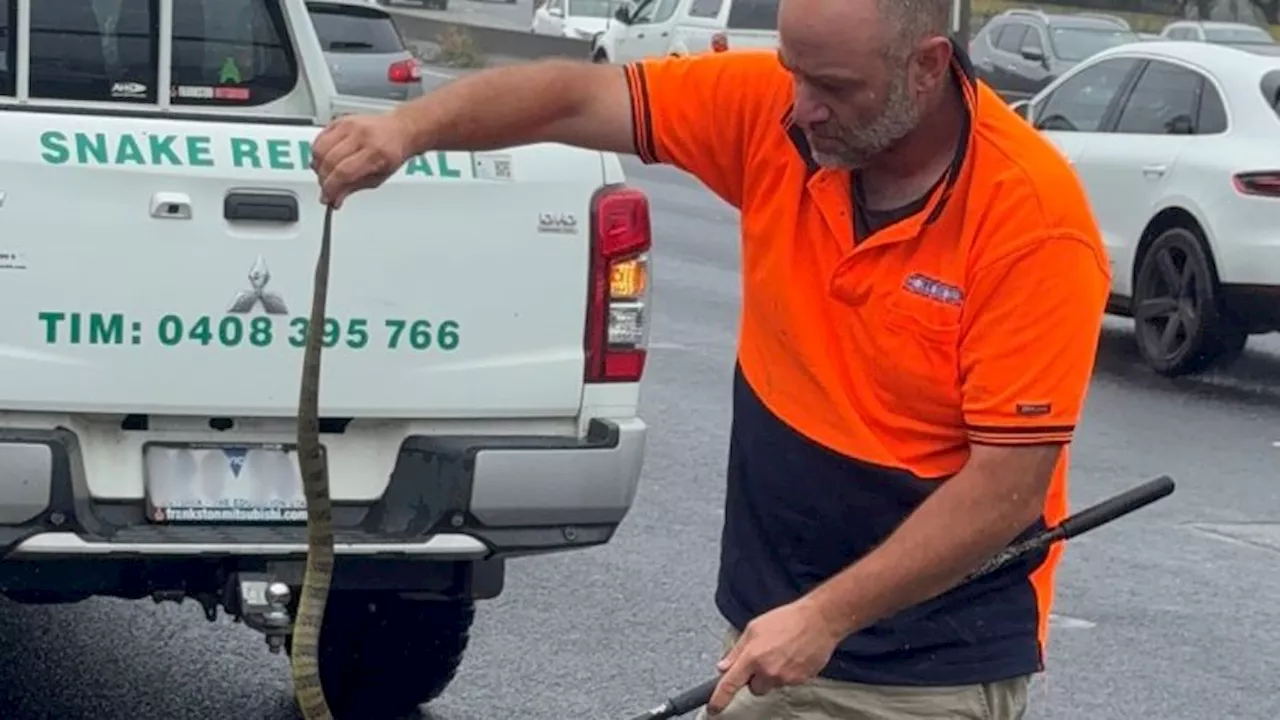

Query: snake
[290,204,338,720]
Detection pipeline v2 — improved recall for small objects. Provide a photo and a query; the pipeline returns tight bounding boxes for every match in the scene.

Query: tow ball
[235,573,295,653]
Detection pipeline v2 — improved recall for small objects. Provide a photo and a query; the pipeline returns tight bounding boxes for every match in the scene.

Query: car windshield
[308,3,404,53]
[1205,25,1275,44]
[568,0,615,17]
[1051,27,1138,61]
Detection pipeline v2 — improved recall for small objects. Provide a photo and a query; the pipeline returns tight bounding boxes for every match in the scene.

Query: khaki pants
[695,629,1030,720]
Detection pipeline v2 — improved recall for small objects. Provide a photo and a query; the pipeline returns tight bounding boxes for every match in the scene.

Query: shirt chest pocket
[860,289,964,419]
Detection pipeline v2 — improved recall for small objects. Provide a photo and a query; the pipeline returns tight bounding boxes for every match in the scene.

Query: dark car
[970,9,1139,101]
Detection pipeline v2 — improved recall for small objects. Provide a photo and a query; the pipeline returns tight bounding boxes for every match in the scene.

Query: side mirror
[1020,46,1046,64]
[1009,100,1032,121]
[613,5,631,22]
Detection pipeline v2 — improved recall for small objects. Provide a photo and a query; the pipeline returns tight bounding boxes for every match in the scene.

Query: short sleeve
[959,232,1111,446]
[624,51,785,208]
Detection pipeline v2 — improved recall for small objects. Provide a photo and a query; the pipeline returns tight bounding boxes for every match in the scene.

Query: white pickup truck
[591,0,779,64]
[0,0,650,717]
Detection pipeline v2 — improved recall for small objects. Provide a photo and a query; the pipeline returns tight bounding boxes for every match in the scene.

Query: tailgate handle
[224,191,299,223]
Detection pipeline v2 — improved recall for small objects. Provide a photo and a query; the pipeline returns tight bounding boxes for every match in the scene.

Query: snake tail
[291,205,337,720]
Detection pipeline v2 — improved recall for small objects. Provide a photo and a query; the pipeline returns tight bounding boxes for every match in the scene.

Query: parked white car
[591,0,779,64]
[531,0,618,40]
[1013,41,1280,376]
[1160,19,1277,48]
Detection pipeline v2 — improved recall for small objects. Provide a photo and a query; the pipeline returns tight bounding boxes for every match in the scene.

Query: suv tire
[286,593,475,719]
[1132,225,1246,376]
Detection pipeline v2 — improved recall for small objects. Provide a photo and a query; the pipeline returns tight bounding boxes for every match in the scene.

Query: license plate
[144,442,319,523]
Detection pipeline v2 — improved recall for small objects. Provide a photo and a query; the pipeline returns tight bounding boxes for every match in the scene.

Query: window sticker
[214,87,252,101]
[111,81,149,100]
[174,85,215,99]
[218,57,243,85]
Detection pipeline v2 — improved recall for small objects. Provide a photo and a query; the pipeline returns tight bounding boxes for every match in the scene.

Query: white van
[590,0,780,64]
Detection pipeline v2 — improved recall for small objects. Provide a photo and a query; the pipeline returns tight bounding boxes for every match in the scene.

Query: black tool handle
[667,678,719,714]
[636,475,1176,719]
[626,678,721,720]
[1057,475,1174,540]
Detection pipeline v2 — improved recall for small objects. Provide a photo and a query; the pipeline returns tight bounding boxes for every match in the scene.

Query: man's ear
[910,36,954,94]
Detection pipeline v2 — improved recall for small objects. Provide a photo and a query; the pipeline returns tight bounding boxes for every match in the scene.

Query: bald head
[778,0,951,57]
[877,0,953,51]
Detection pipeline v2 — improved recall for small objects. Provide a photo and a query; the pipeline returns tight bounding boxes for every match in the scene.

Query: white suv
[1014,40,1280,376]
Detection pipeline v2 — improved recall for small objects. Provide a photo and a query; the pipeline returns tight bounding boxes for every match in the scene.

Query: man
[310,0,1111,718]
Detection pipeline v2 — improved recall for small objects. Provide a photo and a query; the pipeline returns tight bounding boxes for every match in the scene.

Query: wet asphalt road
[1,152,1278,720]
[5,58,1280,718]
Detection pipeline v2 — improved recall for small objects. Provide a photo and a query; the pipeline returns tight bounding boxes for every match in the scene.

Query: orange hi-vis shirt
[623,43,1111,686]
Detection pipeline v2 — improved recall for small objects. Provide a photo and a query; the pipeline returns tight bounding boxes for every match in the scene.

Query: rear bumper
[0,417,646,561]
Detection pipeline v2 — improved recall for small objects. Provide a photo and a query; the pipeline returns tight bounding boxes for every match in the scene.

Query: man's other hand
[311,114,413,209]
[707,598,845,715]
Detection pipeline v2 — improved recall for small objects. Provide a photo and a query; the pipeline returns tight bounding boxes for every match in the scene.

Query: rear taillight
[388,58,420,84]
[1233,171,1280,197]
[711,32,729,52]
[585,185,651,383]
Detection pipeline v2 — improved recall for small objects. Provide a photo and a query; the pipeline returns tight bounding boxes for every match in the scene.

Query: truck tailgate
[1,112,604,418]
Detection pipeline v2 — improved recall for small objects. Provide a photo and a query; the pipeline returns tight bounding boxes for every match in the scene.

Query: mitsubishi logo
[228,256,289,315]
[222,447,248,478]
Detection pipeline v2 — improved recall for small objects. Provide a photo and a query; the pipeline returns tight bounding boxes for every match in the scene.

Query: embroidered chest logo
[902,273,964,306]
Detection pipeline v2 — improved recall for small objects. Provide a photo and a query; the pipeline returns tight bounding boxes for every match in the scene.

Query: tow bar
[235,574,295,654]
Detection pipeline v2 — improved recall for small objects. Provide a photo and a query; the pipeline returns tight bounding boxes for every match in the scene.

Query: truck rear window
[0,0,298,107]
[308,3,406,54]
[29,0,160,104]
[726,0,779,31]
[172,0,299,106]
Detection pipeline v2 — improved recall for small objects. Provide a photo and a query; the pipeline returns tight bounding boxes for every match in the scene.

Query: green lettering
[76,133,110,164]
[404,155,433,177]
[265,139,293,170]
[68,312,82,344]
[147,135,183,166]
[114,134,146,165]
[89,313,124,345]
[189,316,213,346]
[288,317,309,348]
[38,311,65,343]
[437,152,462,178]
[297,140,313,170]
[39,131,70,165]
[186,136,214,167]
[249,317,273,347]
[157,315,182,346]
[218,316,244,347]
[438,320,460,350]
[230,138,261,168]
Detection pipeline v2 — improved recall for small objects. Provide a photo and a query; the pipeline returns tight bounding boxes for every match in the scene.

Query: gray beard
[813,77,923,170]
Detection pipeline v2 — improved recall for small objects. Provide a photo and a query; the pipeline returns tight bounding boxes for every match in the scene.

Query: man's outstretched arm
[312,53,785,209]
[391,60,637,156]
[314,60,635,206]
